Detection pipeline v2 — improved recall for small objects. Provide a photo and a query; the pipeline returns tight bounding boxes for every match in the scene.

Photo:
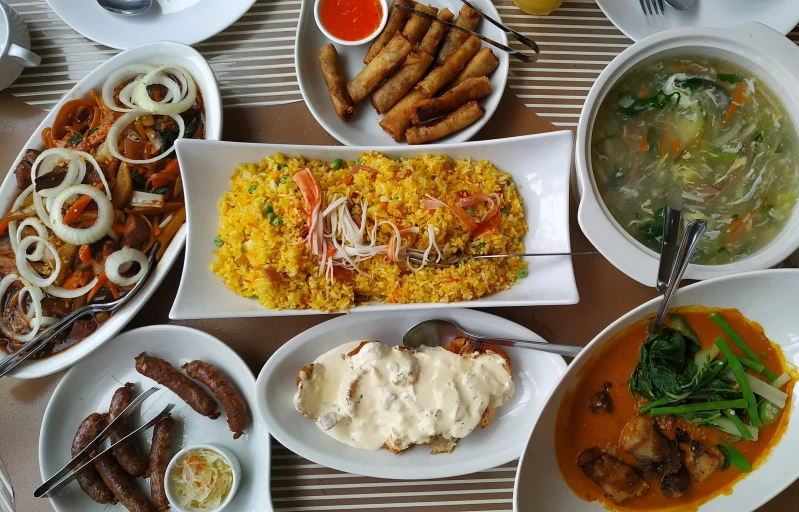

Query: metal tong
[393,2,539,63]
[0,242,159,379]
[34,386,173,499]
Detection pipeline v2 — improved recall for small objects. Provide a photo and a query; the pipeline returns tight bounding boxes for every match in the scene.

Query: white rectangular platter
[170,132,578,319]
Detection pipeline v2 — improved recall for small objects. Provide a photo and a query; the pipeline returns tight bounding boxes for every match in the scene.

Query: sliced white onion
[8,184,35,254]
[75,151,112,200]
[49,184,114,246]
[131,65,197,115]
[106,111,185,165]
[15,217,49,261]
[101,64,157,113]
[105,247,148,286]
[33,192,53,230]
[31,148,80,198]
[45,277,100,299]
[0,274,42,343]
[15,236,61,288]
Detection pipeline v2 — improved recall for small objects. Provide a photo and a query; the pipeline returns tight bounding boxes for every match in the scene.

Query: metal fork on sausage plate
[0,242,159,379]
[34,386,172,499]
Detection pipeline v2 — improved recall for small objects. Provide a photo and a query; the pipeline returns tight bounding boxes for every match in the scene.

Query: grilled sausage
[14,148,40,190]
[183,360,249,439]
[148,414,173,510]
[92,414,158,512]
[71,413,116,505]
[135,352,219,418]
[109,383,149,476]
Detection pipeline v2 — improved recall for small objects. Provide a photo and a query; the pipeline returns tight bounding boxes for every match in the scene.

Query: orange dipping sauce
[319,0,384,42]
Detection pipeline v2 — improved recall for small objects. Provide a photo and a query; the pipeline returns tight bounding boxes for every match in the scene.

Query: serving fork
[394,3,539,63]
[639,0,666,15]
[0,242,159,379]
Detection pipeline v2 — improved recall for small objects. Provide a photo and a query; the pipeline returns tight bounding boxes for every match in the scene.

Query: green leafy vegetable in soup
[591,56,799,264]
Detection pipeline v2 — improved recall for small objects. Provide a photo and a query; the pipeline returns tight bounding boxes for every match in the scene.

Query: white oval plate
[39,325,272,512]
[2,41,222,379]
[44,0,256,50]
[170,132,578,319]
[514,269,799,512]
[255,308,568,479]
[295,0,510,146]
[596,0,799,42]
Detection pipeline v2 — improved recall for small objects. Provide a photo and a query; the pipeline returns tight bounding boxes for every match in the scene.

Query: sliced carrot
[637,87,649,98]
[146,171,177,190]
[263,268,284,282]
[107,281,120,300]
[61,271,84,291]
[63,195,94,225]
[676,65,703,72]
[660,127,671,158]
[0,218,9,236]
[342,174,354,186]
[79,244,92,263]
[160,158,180,176]
[681,119,713,155]
[87,272,107,302]
[111,222,125,234]
[723,82,745,124]
[639,136,649,152]
[671,139,681,157]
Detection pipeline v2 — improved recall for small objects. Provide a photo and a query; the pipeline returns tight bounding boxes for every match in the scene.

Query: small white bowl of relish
[165,444,241,512]
[314,0,389,46]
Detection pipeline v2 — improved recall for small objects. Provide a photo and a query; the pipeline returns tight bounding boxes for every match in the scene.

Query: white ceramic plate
[39,325,272,512]
[169,132,578,319]
[514,269,799,512]
[576,23,799,287]
[2,41,222,379]
[256,308,567,479]
[296,0,510,146]
[44,0,256,50]
[596,0,799,42]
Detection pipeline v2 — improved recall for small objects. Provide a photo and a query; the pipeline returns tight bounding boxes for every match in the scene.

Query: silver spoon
[97,0,153,15]
[407,251,598,268]
[649,218,707,336]
[656,206,681,292]
[403,319,583,358]
[664,0,695,10]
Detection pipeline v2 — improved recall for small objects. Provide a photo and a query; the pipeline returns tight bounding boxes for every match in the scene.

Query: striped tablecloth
[7,1,799,510]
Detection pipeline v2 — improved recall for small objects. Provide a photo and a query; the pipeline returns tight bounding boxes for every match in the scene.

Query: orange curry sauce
[319,0,384,42]
[555,307,793,511]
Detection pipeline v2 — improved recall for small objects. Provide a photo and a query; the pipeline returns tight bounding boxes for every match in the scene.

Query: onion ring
[101,64,157,113]
[131,65,197,115]
[0,274,42,343]
[30,148,80,199]
[45,277,100,299]
[49,184,114,245]
[106,111,185,165]
[15,236,61,288]
[105,247,149,286]
[15,217,49,261]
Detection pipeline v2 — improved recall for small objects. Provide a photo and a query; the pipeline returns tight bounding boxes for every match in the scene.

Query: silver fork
[640,0,666,15]
[0,242,159,379]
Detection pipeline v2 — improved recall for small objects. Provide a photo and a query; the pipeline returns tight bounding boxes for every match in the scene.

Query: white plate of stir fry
[0,41,222,379]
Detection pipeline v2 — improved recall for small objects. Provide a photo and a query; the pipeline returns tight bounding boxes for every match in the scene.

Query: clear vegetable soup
[591,56,799,264]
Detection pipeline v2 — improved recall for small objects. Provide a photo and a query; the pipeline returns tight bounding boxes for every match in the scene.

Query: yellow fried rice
[211,151,528,312]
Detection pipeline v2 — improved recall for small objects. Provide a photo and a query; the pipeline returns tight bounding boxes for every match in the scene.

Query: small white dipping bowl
[575,22,799,287]
[314,0,389,46]
[165,444,242,512]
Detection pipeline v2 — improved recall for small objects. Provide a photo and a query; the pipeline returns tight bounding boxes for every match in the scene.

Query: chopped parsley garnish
[183,117,199,139]
[717,73,743,84]
[247,185,256,194]
[466,209,475,216]
[66,133,83,147]
[277,163,285,170]
[280,175,290,184]
[473,242,485,250]
[87,126,99,136]
[153,185,169,195]
[131,168,147,191]
[501,205,510,214]
[214,236,224,247]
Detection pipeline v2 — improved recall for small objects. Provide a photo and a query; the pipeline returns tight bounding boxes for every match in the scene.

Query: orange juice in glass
[512,0,563,15]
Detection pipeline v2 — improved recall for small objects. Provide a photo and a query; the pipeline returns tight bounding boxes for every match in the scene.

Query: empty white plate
[255,308,568,479]
[38,325,272,512]
[295,0,510,145]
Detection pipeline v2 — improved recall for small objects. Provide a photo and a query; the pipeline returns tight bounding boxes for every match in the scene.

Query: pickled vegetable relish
[591,55,799,264]
[169,448,233,510]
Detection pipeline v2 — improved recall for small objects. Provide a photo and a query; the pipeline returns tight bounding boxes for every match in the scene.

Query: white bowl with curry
[514,269,799,511]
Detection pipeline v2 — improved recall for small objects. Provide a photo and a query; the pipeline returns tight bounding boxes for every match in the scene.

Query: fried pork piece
[686,440,723,482]
[620,415,683,476]
[577,447,649,504]
[587,382,613,413]
[660,466,691,498]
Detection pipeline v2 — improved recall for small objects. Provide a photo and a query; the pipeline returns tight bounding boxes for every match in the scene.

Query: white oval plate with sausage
[1,41,222,379]
[255,308,567,479]
[296,0,510,146]
[38,325,271,512]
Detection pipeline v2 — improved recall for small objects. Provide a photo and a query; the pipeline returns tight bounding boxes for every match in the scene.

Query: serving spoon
[403,319,583,358]
[97,0,153,16]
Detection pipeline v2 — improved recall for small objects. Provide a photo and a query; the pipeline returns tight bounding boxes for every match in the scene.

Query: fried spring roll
[371,51,433,114]
[406,101,485,145]
[418,8,455,57]
[436,5,480,65]
[318,44,355,122]
[379,89,425,142]
[447,47,499,90]
[401,4,439,45]
[411,76,492,124]
[364,0,413,64]
[416,36,481,98]
[347,32,413,104]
